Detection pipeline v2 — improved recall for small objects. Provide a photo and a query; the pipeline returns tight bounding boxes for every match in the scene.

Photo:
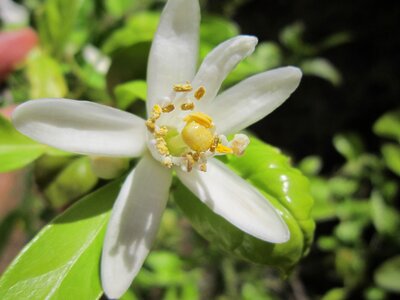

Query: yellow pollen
[173,82,193,92]
[152,105,162,119]
[186,154,195,172]
[156,137,169,155]
[194,86,206,100]
[156,126,168,137]
[162,104,175,113]
[145,120,155,132]
[182,121,214,152]
[200,163,207,172]
[184,112,213,128]
[163,157,173,168]
[181,102,195,111]
[216,143,234,154]
[209,137,219,152]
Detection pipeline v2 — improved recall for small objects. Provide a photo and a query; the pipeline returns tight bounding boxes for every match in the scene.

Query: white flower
[12,0,302,298]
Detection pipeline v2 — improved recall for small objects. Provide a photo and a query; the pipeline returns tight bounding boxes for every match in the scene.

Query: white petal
[207,67,302,135]
[146,0,200,113]
[192,35,258,105]
[12,99,146,157]
[101,155,172,299]
[176,159,289,243]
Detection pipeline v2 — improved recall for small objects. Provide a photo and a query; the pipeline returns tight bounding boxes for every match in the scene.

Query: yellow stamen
[152,105,162,120]
[184,112,213,128]
[156,126,168,137]
[186,154,195,172]
[156,137,169,155]
[181,102,195,111]
[163,157,173,168]
[145,120,155,133]
[173,82,193,92]
[209,136,219,152]
[194,86,206,100]
[200,163,207,172]
[162,104,175,113]
[216,143,234,154]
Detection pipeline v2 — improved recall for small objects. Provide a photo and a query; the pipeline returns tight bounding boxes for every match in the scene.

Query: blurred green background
[0,0,399,299]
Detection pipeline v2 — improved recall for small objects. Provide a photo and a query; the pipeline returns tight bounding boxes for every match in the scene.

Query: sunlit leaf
[0,114,46,172]
[333,132,364,161]
[374,255,400,293]
[173,136,315,275]
[225,42,283,87]
[298,155,323,176]
[301,58,342,86]
[373,110,400,142]
[44,157,99,208]
[115,80,147,110]
[0,179,123,299]
[102,12,160,54]
[371,191,400,237]
[381,143,400,176]
[26,50,68,99]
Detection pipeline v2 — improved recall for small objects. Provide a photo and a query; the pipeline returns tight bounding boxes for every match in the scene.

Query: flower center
[145,82,249,172]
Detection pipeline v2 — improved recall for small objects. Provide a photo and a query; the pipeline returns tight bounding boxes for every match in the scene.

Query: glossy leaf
[373,110,400,142]
[115,80,147,110]
[173,136,315,275]
[301,58,342,86]
[0,114,45,172]
[0,179,123,299]
[381,143,400,176]
[102,12,160,54]
[333,132,364,161]
[374,255,400,293]
[44,157,99,208]
[25,50,68,99]
[371,191,400,237]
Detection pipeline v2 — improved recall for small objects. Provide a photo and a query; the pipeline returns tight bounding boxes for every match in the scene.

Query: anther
[181,102,195,111]
[199,163,207,172]
[162,103,175,113]
[173,82,193,92]
[194,86,206,100]
[152,105,162,120]
[209,137,220,152]
[145,120,155,133]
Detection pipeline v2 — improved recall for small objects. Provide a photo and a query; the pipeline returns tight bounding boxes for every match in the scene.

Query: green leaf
[106,42,150,99]
[115,80,147,110]
[301,58,342,86]
[0,179,123,299]
[224,42,282,87]
[105,0,138,17]
[321,288,347,300]
[333,132,364,161]
[102,12,160,54]
[0,114,46,172]
[309,177,336,221]
[298,155,322,176]
[44,157,99,208]
[26,50,68,99]
[371,191,400,237]
[373,110,400,142]
[381,143,400,176]
[374,255,400,293]
[36,0,86,57]
[173,136,315,275]
[200,15,239,48]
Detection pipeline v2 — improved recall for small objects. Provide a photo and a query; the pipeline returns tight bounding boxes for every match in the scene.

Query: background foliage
[0,0,399,299]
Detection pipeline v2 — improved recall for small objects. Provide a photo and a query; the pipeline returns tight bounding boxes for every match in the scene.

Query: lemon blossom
[12,0,302,298]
